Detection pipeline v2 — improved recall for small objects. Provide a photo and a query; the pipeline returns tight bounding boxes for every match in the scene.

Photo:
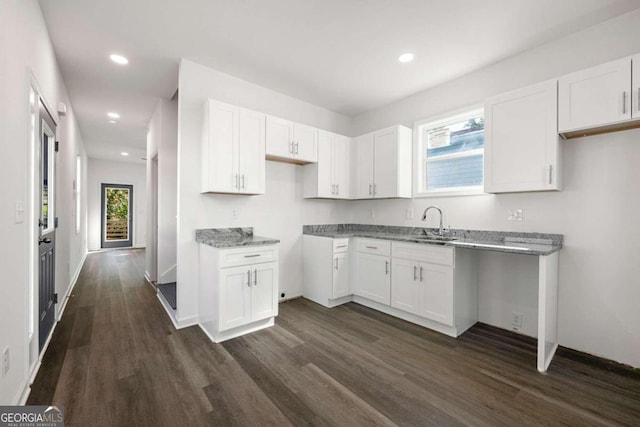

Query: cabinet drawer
[218,245,279,268]
[392,242,454,266]
[333,238,349,253]
[356,238,391,256]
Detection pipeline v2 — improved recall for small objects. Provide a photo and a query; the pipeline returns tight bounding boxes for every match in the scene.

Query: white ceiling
[39,0,640,162]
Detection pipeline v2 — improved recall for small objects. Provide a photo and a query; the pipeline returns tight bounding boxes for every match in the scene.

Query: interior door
[101,184,133,248]
[38,102,57,351]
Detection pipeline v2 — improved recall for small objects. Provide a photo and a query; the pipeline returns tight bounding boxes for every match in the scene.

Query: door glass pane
[104,187,130,241]
[41,134,49,229]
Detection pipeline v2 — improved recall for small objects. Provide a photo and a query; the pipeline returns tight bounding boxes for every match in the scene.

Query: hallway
[27,249,640,426]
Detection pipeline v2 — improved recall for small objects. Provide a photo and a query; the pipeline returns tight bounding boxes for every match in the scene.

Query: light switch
[15,201,25,223]
[406,208,414,220]
[507,209,523,221]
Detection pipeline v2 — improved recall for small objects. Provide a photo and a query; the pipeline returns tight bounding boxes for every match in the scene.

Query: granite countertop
[195,228,280,248]
[303,224,562,256]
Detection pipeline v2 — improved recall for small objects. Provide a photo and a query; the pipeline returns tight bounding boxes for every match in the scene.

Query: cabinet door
[633,54,640,119]
[420,263,454,326]
[266,116,294,158]
[219,265,252,331]
[354,133,375,198]
[391,258,421,316]
[373,127,398,198]
[332,135,350,199]
[354,253,390,305]
[251,262,278,321]
[294,123,318,162]
[332,252,350,299]
[238,108,266,194]
[202,100,238,193]
[484,80,560,193]
[559,57,631,132]
[316,130,334,197]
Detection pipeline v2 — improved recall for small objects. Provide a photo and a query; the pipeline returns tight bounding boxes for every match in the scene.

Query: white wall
[87,158,146,251]
[0,0,88,404]
[176,59,353,324]
[146,98,178,284]
[347,9,640,368]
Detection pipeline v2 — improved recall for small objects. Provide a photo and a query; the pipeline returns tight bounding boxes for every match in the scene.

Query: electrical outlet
[406,208,414,220]
[507,209,523,221]
[511,312,523,329]
[369,209,375,219]
[2,347,9,377]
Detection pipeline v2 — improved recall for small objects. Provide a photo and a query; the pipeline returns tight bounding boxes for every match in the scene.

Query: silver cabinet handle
[623,91,627,114]
[385,260,389,275]
[289,141,294,154]
[247,270,251,287]
[234,174,239,189]
[244,254,260,258]
[365,246,378,249]
[331,184,335,195]
[241,174,246,189]
[373,183,377,196]
[254,269,258,286]
[413,265,417,281]
[548,165,553,184]
[334,257,338,270]
[335,245,347,249]
[336,184,339,194]
[368,184,372,195]
[420,266,424,281]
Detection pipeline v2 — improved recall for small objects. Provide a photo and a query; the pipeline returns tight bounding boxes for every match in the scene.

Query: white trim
[198,318,274,343]
[156,293,198,330]
[413,105,485,198]
[427,147,484,162]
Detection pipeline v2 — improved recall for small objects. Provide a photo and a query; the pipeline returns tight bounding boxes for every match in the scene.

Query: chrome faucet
[422,206,444,236]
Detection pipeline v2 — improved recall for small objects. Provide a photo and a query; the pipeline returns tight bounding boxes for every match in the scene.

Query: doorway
[38,101,57,352]
[101,183,134,248]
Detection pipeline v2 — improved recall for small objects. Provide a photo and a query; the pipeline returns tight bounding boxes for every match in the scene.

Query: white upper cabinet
[484,80,561,193]
[352,125,412,199]
[559,57,632,135]
[633,54,640,118]
[201,100,265,194]
[266,116,318,163]
[303,130,350,199]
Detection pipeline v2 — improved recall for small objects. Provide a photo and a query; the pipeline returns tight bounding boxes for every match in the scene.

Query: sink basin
[411,235,457,242]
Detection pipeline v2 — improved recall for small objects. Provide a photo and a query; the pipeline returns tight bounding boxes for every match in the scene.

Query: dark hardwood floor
[28,249,640,426]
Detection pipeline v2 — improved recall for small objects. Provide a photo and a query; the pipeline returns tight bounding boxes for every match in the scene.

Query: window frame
[413,105,486,198]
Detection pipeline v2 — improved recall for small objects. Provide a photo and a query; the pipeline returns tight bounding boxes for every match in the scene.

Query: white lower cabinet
[302,235,350,307]
[199,244,279,342]
[353,239,391,305]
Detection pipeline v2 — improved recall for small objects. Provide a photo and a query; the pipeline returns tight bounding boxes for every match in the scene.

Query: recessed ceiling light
[110,54,129,65]
[398,53,415,63]
[107,112,120,119]
[109,120,117,124]
[121,152,129,156]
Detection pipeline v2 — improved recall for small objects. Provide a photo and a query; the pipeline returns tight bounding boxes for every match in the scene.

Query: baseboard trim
[144,272,156,290]
[156,293,197,330]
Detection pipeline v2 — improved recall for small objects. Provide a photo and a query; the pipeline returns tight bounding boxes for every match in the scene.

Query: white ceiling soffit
[39,0,640,161]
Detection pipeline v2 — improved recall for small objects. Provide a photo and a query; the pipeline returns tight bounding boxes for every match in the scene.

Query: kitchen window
[414,107,485,197]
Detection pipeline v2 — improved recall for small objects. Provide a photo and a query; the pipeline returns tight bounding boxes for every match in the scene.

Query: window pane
[426,127,484,158]
[427,154,484,189]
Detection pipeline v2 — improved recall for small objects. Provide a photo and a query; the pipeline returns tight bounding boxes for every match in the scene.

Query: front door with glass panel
[39,101,57,351]
[101,184,133,248]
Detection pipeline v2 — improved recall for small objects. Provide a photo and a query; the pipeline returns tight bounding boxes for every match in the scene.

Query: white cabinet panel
[559,57,631,133]
[294,123,318,163]
[354,133,375,198]
[333,134,350,198]
[201,100,265,195]
[354,252,390,305]
[484,80,561,193]
[633,54,640,118]
[219,265,252,331]
[420,263,454,326]
[266,116,294,158]
[391,258,421,316]
[251,262,278,321]
[373,127,398,198]
[333,252,350,298]
[303,130,350,199]
[238,108,266,194]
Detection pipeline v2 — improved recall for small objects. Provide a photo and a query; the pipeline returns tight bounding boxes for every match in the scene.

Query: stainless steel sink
[411,235,457,242]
